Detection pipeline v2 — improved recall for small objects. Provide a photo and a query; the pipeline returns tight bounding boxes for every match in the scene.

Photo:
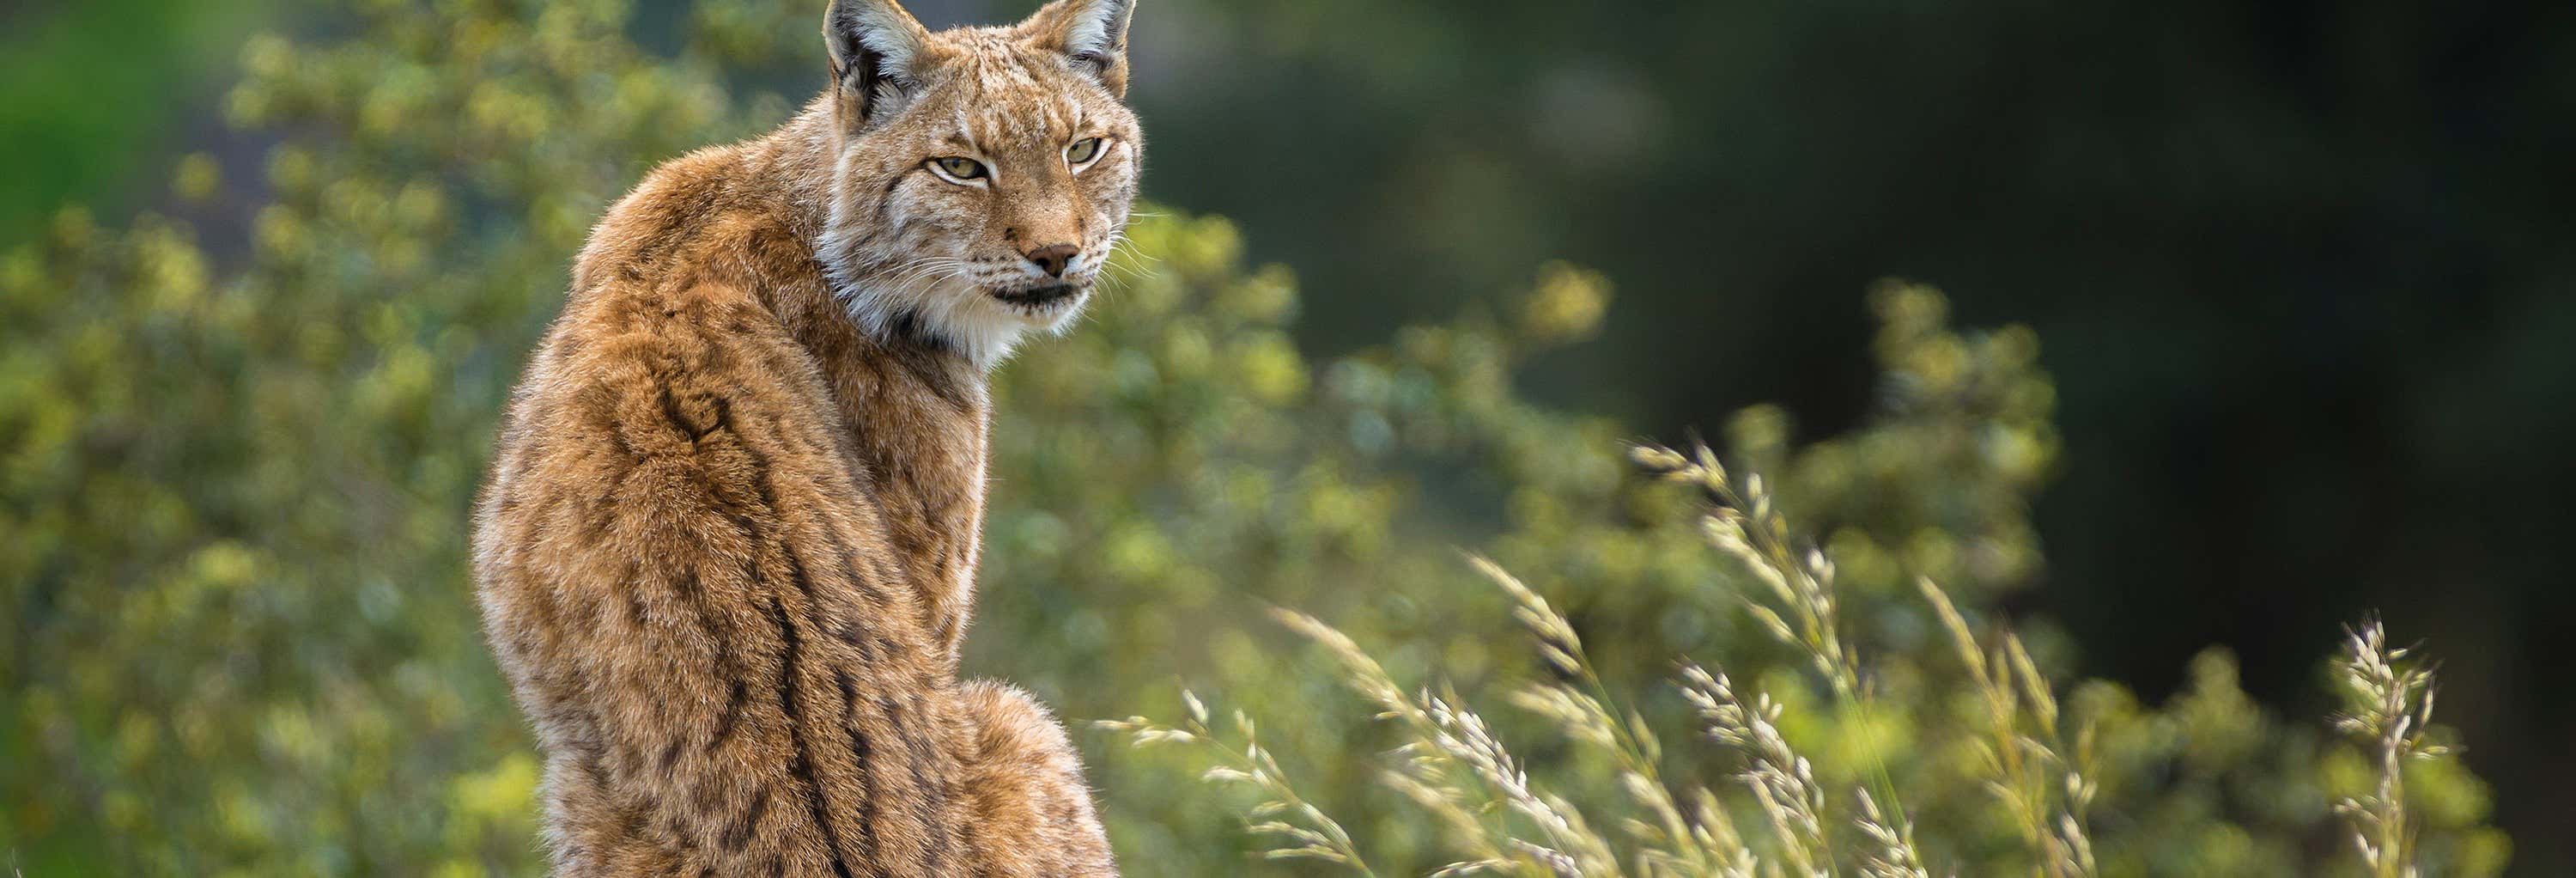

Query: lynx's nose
[1024,243,1079,278]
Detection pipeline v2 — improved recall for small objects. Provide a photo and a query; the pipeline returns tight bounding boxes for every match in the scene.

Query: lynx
[470,0,1140,875]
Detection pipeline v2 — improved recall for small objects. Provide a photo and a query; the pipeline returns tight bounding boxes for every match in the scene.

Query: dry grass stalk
[1916,578,2097,878]
[1477,556,1755,877]
[2332,619,2451,878]
[1634,442,1858,698]
[1850,787,1929,878]
[1272,607,1623,877]
[1096,692,1379,875]
[1633,442,1929,873]
[1677,662,1832,877]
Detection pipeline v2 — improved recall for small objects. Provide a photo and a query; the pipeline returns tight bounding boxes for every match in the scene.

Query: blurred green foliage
[0,0,275,242]
[0,1,2511,875]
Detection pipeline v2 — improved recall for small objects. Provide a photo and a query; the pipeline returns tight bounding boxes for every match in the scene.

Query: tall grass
[1108,441,2470,876]
[2332,620,2450,878]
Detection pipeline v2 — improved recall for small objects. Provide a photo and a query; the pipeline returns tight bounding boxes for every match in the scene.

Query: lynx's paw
[957,680,1117,875]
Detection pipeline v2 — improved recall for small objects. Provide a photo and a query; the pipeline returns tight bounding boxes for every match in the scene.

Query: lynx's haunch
[471,1,1140,874]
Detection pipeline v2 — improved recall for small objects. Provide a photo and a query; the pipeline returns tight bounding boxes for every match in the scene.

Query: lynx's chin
[991,282,1093,338]
[993,282,1087,308]
[833,271,1094,369]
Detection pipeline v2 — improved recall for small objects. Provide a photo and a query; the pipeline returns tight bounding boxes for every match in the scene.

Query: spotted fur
[471,1,1137,874]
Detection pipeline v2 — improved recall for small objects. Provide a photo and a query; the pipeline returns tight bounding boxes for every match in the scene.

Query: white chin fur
[836,277,1089,369]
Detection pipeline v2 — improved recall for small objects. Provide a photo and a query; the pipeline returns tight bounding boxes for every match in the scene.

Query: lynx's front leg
[955,680,1116,875]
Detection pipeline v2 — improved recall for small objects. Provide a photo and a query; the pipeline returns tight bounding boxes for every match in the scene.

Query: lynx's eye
[1066,137,1105,167]
[928,156,988,183]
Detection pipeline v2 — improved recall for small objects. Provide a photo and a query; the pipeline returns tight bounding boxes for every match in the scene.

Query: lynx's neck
[734,102,997,665]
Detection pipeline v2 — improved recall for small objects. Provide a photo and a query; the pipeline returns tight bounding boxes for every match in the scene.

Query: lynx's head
[817,0,1143,367]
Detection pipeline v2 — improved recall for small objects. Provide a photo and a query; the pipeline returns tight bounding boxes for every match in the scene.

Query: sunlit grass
[1110,441,2473,876]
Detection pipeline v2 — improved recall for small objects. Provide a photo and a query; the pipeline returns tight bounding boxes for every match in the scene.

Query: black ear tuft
[1020,0,1137,98]
[824,0,931,123]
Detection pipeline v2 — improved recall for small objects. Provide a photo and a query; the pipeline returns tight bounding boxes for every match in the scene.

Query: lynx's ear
[1018,0,1136,98]
[825,0,933,125]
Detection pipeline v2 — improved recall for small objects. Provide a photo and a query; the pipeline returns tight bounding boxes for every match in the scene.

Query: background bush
[0,1,2517,875]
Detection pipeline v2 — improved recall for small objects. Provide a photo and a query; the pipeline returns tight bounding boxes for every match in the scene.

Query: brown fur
[471,1,1139,874]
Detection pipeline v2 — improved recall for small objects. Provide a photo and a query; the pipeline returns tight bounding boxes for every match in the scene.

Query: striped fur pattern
[471,1,1136,874]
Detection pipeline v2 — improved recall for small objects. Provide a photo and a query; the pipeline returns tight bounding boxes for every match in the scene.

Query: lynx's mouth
[991,283,1087,308]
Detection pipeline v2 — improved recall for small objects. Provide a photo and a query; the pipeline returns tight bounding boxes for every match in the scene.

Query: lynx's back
[472,1,1140,875]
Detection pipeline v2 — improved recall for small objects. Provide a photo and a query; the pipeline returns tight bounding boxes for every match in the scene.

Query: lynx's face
[819,0,1143,367]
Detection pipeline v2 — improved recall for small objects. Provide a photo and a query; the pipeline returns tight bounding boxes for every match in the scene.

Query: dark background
[6,0,2571,870]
